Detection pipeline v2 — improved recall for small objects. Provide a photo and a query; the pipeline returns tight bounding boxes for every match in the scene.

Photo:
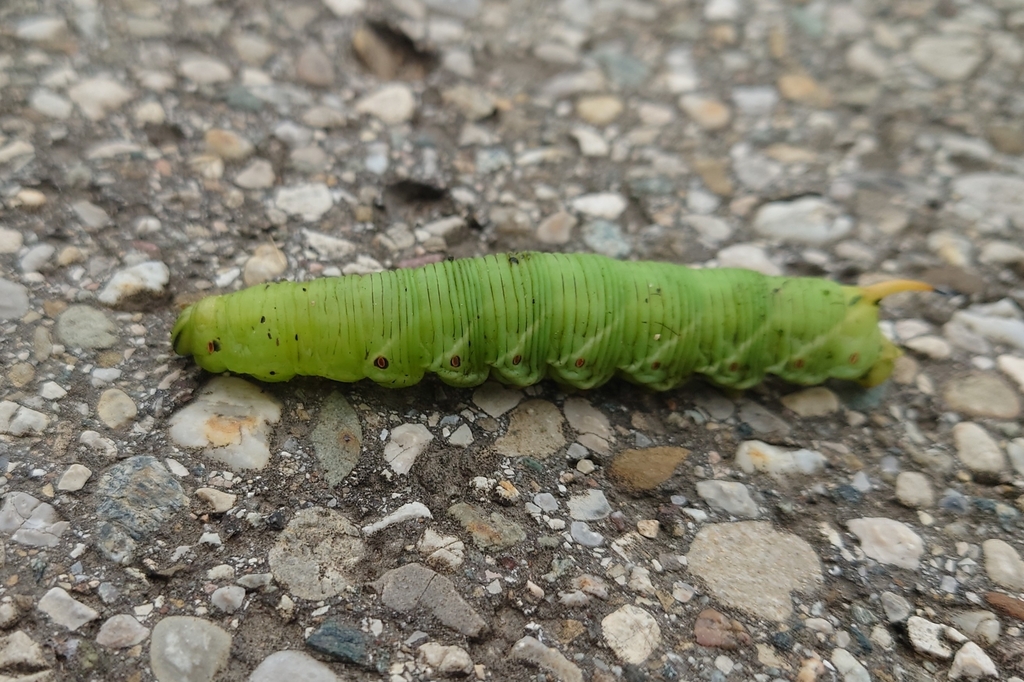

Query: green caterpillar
[171,252,931,391]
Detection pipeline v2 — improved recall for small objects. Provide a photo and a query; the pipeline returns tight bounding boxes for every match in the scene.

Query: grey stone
[472,382,522,418]
[581,220,630,258]
[68,78,134,120]
[372,563,487,637]
[951,610,1001,647]
[696,480,759,518]
[37,587,98,631]
[953,173,1024,226]
[96,614,149,648]
[953,423,1007,475]
[383,423,432,475]
[235,158,276,189]
[0,630,48,675]
[268,507,365,600]
[0,492,69,547]
[910,35,985,81]
[57,305,117,349]
[563,398,612,440]
[274,183,334,221]
[150,616,231,682]
[250,650,340,682]
[601,605,661,665]
[737,402,791,438]
[948,641,997,680]
[510,636,583,682]
[569,521,604,547]
[310,392,362,485]
[982,538,1024,591]
[354,84,416,124]
[416,642,474,676]
[880,591,912,622]
[895,471,934,508]
[753,197,850,244]
[907,616,956,659]
[831,649,871,682]
[945,374,1020,419]
[687,521,822,621]
[28,86,73,118]
[848,518,924,569]
[362,502,432,536]
[211,585,245,613]
[70,200,111,230]
[567,490,611,520]
[179,56,233,84]
[494,399,566,459]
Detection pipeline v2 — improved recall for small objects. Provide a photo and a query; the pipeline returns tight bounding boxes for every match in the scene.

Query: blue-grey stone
[582,220,630,258]
[0,279,29,320]
[306,620,371,667]
[94,457,187,563]
[476,147,511,174]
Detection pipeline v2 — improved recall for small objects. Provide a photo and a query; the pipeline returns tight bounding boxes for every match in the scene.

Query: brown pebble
[8,363,35,388]
[609,446,690,490]
[691,156,734,196]
[778,72,833,107]
[296,44,335,87]
[352,27,402,80]
[557,619,585,644]
[986,591,1024,621]
[694,608,752,649]
[796,656,826,682]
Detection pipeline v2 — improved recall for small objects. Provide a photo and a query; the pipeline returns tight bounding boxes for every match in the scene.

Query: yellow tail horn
[861,279,933,304]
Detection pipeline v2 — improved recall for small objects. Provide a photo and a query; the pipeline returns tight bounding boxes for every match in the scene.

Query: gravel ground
[2,0,1024,680]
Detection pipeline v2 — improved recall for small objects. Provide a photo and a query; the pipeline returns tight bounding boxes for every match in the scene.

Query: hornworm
[172,252,931,390]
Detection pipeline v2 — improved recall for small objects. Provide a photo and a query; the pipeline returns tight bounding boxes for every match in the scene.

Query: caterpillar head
[848,279,933,387]
[171,298,229,374]
[171,304,193,355]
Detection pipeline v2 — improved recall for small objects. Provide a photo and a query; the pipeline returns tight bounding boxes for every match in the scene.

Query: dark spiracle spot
[575,358,585,368]
[512,355,522,365]
[374,356,389,369]
[450,355,461,368]
[651,361,661,370]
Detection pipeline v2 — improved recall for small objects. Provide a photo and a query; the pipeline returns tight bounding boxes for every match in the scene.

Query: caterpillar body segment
[171,252,931,390]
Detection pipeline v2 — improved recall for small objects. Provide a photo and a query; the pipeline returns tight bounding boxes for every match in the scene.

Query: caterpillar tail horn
[861,279,934,304]
[857,279,933,387]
